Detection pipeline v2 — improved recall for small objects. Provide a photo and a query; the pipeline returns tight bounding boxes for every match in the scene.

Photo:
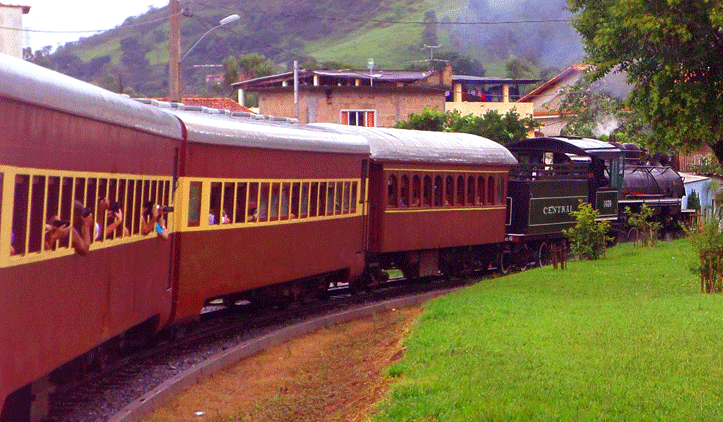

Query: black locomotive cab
[505,136,625,241]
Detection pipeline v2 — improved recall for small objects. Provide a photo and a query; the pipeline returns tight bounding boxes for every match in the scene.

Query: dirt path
[142,305,422,422]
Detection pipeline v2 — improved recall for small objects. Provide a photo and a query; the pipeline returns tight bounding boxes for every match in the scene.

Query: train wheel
[499,248,512,275]
[537,242,552,267]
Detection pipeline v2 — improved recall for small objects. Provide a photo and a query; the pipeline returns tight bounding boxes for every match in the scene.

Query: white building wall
[0,5,26,58]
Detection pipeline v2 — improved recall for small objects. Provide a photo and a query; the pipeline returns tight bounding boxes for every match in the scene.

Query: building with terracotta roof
[0,3,30,58]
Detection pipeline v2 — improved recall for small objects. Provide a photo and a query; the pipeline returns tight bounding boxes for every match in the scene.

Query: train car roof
[0,54,183,139]
[309,124,518,166]
[168,109,370,155]
[506,136,623,160]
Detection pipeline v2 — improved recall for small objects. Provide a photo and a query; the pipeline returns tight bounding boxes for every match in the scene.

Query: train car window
[259,183,269,222]
[445,175,454,206]
[488,176,495,205]
[456,175,464,206]
[300,183,309,218]
[223,182,234,224]
[141,180,151,214]
[150,180,159,208]
[133,180,144,233]
[423,175,432,207]
[97,178,109,241]
[234,183,246,223]
[124,180,134,237]
[12,174,29,256]
[309,182,318,217]
[400,175,409,207]
[247,183,258,222]
[280,183,290,219]
[478,176,485,205]
[387,175,398,208]
[350,182,357,213]
[209,182,222,225]
[466,175,474,205]
[412,175,421,207]
[318,182,327,216]
[327,183,336,215]
[433,176,443,207]
[163,180,171,212]
[44,177,61,250]
[334,182,343,215]
[343,182,350,213]
[269,183,280,221]
[0,173,2,252]
[116,179,127,238]
[187,182,202,227]
[496,175,505,205]
[28,176,45,254]
[291,183,300,218]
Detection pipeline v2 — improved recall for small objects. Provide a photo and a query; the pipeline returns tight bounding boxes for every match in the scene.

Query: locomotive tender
[0,55,686,420]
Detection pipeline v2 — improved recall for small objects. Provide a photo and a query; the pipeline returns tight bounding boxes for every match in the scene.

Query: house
[0,3,30,58]
[680,172,714,214]
[232,65,539,127]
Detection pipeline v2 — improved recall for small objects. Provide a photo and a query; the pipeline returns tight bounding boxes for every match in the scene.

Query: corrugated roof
[152,97,253,113]
[452,75,540,85]
[310,124,518,166]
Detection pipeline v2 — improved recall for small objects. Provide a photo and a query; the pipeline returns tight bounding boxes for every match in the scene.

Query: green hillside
[28,0,581,97]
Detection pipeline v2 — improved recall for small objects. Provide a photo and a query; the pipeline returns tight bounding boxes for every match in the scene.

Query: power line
[0,11,181,35]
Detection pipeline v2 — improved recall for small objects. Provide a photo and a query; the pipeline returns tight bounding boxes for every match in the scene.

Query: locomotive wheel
[537,242,552,267]
[499,248,512,275]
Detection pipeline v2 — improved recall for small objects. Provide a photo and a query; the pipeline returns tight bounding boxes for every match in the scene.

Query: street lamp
[169,11,240,102]
[180,14,240,62]
[368,58,374,87]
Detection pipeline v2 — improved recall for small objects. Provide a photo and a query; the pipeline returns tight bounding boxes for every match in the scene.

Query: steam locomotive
[0,55,686,421]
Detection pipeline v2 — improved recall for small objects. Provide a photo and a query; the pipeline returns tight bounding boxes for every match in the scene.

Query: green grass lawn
[373,239,723,421]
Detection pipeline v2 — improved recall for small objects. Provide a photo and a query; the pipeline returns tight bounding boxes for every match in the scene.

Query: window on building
[341,110,376,127]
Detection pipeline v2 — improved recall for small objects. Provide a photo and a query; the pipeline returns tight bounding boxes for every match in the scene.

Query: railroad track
[43,275,475,422]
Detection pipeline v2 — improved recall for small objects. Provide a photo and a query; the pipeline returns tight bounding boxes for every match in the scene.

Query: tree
[421,10,439,48]
[394,108,539,144]
[568,0,723,162]
[238,53,278,80]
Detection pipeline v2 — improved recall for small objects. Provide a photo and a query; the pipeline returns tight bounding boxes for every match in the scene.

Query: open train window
[412,175,421,207]
[488,176,495,205]
[11,174,29,256]
[222,182,234,224]
[478,176,485,205]
[133,180,143,233]
[280,183,290,219]
[209,182,222,225]
[456,175,464,206]
[467,175,475,205]
[350,182,357,213]
[399,175,409,207]
[343,182,350,213]
[496,176,505,205]
[291,183,300,218]
[247,183,258,222]
[334,182,343,215]
[27,176,45,254]
[270,183,280,221]
[327,183,336,215]
[423,175,432,207]
[235,183,247,223]
[433,176,443,207]
[317,183,327,216]
[387,175,398,208]
[309,182,318,217]
[445,175,454,206]
[259,183,269,221]
[300,183,308,218]
[187,182,202,227]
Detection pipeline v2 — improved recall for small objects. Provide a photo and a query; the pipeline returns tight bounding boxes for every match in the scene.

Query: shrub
[624,204,661,247]
[687,216,723,293]
[563,200,611,260]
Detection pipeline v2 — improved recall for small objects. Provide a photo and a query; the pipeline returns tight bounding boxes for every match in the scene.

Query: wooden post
[702,255,706,294]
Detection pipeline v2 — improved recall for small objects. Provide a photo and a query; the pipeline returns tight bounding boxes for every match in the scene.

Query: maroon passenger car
[312,125,517,280]
[165,109,370,320]
[0,56,182,420]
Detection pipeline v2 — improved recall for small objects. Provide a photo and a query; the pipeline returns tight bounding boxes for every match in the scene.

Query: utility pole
[422,44,441,62]
[168,0,181,102]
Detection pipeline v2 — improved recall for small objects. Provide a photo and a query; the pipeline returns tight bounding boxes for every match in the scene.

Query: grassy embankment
[372,239,723,421]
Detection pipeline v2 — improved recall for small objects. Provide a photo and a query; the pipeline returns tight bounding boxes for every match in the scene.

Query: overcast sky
[21,0,169,52]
